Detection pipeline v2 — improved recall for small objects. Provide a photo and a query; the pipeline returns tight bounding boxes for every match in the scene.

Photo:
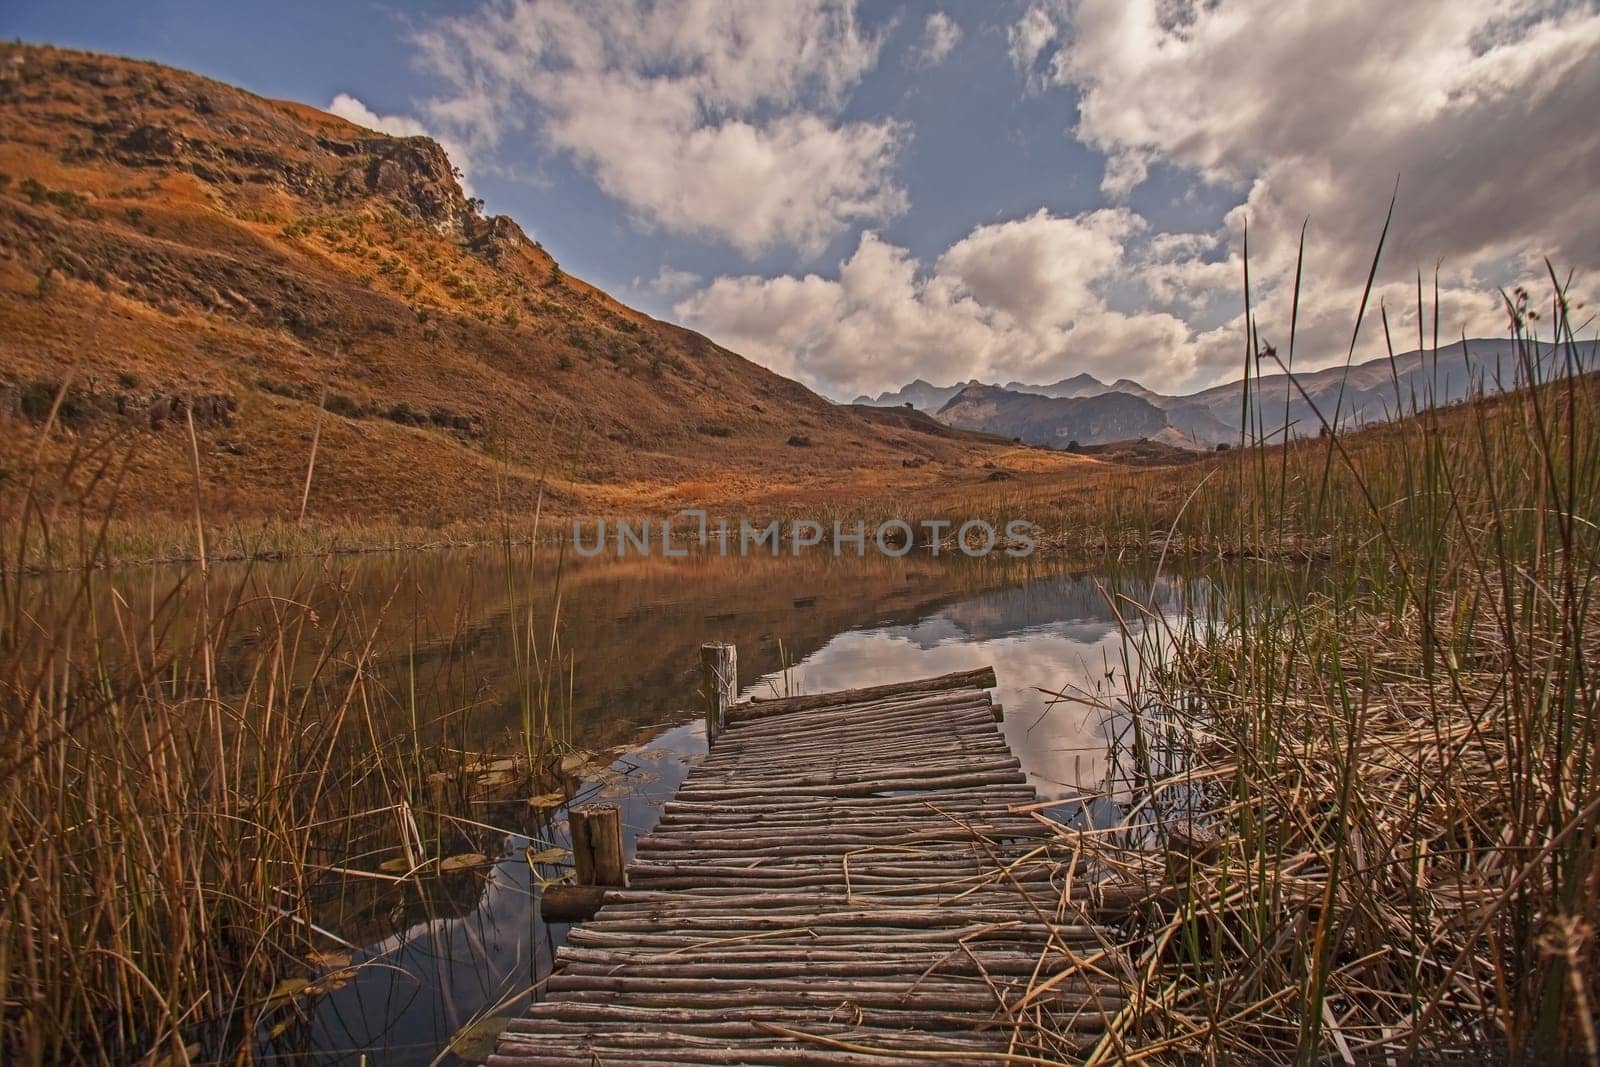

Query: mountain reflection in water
[752,568,1204,804]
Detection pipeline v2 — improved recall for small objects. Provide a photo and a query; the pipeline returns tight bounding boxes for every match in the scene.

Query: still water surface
[45,548,1204,1063]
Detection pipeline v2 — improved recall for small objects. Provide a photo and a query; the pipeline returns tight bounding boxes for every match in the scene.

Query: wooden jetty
[493,647,1126,1066]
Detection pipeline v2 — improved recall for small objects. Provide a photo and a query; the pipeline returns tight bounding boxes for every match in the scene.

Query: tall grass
[1070,273,1600,1063]
[0,405,577,1064]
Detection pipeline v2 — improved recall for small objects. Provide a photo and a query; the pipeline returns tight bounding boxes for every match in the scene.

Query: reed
[0,399,577,1064]
[1060,270,1600,1063]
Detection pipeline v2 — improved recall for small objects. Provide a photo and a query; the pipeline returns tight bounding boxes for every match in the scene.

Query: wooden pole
[700,642,736,745]
[570,804,625,887]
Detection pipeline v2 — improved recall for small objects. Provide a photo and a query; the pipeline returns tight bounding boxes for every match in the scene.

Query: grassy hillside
[0,44,1074,539]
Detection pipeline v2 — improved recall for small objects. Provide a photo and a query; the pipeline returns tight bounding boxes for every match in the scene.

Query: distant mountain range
[937,385,1168,449]
[853,339,1585,450]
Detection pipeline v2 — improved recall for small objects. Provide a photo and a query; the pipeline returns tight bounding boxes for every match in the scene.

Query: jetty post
[700,641,736,744]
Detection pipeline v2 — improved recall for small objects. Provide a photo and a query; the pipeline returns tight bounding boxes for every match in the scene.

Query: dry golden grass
[1020,294,1600,1064]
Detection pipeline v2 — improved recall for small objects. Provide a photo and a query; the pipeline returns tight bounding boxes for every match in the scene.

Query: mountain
[1105,378,1170,404]
[936,384,1168,447]
[998,372,1105,400]
[871,339,1589,452]
[0,44,1045,526]
[1156,401,1237,447]
[853,378,972,411]
[856,372,1108,411]
[1171,339,1576,442]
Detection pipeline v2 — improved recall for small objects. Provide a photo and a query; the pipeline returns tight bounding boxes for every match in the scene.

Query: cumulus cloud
[378,0,1598,399]
[676,209,1231,398]
[936,208,1142,333]
[1007,0,1600,377]
[329,93,428,139]
[326,93,476,193]
[1007,5,1059,87]
[413,0,907,257]
[649,267,703,296]
[917,13,963,66]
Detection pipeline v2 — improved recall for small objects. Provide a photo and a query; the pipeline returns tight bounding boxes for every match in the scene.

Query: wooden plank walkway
[492,664,1126,1066]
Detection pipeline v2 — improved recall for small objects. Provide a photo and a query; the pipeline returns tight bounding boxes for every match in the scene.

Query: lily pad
[306,966,359,995]
[265,976,310,1008]
[306,949,352,969]
[526,846,570,866]
[448,1015,512,1060]
[529,792,567,810]
[558,751,594,775]
[438,852,488,873]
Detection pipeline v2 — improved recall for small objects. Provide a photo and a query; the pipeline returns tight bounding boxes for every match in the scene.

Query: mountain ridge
[860,339,1581,449]
[936,383,1170,448]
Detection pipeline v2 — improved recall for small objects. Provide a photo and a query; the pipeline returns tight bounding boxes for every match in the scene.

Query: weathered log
[671,770,1030,801]
[696,751,1024,779]
[732,666,997,720]
[660,787,1039,814]
[539,884,607,923]
[542,974,1125,1003]
[521,985,1120,1012]
[507,1007,1081,1030]
[697,732,1014,768]
[715,700,998,746]
[555,950,1114,978]
[721,690,995,736]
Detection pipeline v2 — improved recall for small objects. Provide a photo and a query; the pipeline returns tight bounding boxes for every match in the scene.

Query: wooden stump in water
[700,641,736,744]
[571,804,626,887]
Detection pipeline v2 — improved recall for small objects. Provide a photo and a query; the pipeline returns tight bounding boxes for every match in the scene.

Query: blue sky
[8,1,1598,399]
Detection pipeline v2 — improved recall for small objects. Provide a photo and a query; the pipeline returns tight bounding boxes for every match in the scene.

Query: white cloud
[328,93,429,139]
[326,93,476,194]
[1007,4,1059,86]
[365,0,1599,400]
[917,12,963,66]
[676,209,1223,398]
[936,208,1142,333]
[674,183,1596,399]
[414,0,907,257]
[649,267,703,296]
[1004,0,1600,376]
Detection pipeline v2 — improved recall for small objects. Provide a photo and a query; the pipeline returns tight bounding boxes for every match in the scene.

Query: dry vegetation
[0,434,618,1063]
[1027,288,1600,1064]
